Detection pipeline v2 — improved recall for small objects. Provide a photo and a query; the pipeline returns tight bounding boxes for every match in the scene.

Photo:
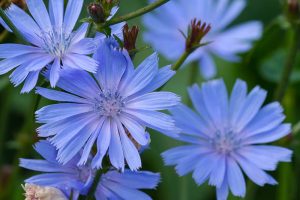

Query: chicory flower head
[0,0,97,92]
[162,79,292,200]
[35,37,180,171]
[20,140,160,200]
[143,0,262,79]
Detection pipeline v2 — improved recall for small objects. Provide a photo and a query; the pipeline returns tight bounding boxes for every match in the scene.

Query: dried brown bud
[186,19,211,52]
[288,0,299,16]
[88,3,105,23]
[123,24,139,53]
[11,0,26,9]
[0,0,26,9]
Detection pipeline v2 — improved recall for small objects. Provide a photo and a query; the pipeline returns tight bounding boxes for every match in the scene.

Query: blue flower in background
[20,140,160,200]
[35,37,180,171]
[162,79,292,200]
[143,0,263,79]
[0,0,97,92]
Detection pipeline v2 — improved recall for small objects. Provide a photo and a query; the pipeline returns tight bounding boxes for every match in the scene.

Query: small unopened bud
[11,0,26,9]
[186,19,211,52]
[88,3,105,23]
[123,24,139,53]
[23,184,68,200]
[288,0,300,16]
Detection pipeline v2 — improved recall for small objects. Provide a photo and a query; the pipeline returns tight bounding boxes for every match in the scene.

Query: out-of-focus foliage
[0,0,300,200]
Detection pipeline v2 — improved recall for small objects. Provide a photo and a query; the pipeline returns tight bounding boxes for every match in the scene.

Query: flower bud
[186,19,211,52]
[88,3,106,23]
[1,0,26,9]
[23,184,68,200]
[123,24,139,53]
[288,0,300,16]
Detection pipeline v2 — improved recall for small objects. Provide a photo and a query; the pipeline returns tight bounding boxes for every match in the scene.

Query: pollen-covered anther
[186,18,211,52]
[123,24,139,52]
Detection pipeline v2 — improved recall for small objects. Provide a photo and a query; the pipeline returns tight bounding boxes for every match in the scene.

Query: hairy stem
[274,26,300,102]
[102,0,169,27]
[0,8,27,43]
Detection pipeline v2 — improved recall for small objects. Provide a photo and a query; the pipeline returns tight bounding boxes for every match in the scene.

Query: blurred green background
[0,0,300,199]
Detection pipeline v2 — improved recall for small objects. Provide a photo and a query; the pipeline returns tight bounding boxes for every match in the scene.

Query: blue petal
[21,70,40,93]
[119,115,148,146]
[0,44,44,58]
[199,54,217,79]
[120,53,158,97]
[36,103,93,123]
[62,54,98,73]
[124,109,177,133]
[36,87,88,104]
[92,119,111,169]
[209,155,226,187]
[26,0,52,32]
[49,0,64,27]
[20,159,70,173]
[34,140,57,162]
[244,124,291,144]
[118,121,141,171]
[227,157,246,197]
[64,0,84,33]
[109,120,125,171]
[49,58,61,87]
[233,153,277,186]
[229,79,247,125]
[69,38,96,54]
[5,4,42,45]
[192,153,219,185]
[106,170,160,189]
[127,92,180,110]
[57,69,100,99]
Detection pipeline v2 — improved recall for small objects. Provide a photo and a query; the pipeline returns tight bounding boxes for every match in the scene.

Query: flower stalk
[274,25,300,102]
[99,0,170,28]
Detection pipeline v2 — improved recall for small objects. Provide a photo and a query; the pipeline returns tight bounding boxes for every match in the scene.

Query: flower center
[94,91,125,117]
[40,27,73,58]
[210,130,241,154]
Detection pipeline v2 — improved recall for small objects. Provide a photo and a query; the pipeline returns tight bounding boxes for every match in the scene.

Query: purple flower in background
[20,140,95,199]
[20,140,160,200]
[0,0,97,92]
[36,37,180,171]
[162,79,292,200]
[143,0,263,79]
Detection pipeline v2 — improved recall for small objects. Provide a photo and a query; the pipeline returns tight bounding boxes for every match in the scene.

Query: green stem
[101,0,169,27]
[274,25,300,102]
[171,51,190,71]
[85,170,103,200]
[0,8,27,43]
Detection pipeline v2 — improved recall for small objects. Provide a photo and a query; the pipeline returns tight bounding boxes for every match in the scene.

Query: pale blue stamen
[40,27,73,58]
[94,90,125,117]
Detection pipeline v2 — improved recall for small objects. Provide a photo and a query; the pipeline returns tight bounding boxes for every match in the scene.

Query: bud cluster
[123,24,139,54]
[186,19,211,52]
[88,0,119,24]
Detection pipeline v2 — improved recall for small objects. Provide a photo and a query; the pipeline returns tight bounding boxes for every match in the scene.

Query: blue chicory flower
[162,79,292,200]
[20,140,160,200]
[143,0,263,79]
[0,0,97,92]
[35,37,180,171]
